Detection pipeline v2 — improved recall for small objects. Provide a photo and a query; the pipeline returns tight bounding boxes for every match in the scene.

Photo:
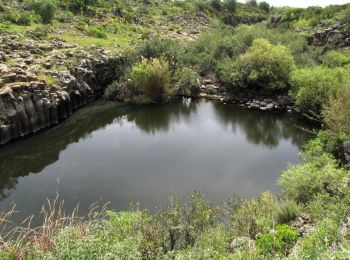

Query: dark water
[0,99,314,222]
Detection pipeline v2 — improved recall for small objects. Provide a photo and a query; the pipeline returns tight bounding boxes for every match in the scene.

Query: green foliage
[231,192,278,238]
[68,0,99,14]
[278,154,350,204]
[276,200,300,224]
[299,218,340,258]
[304,130,347,159]
[322,50,350,67]
[16,11,32,25]
[224,0,237,13]
[130,58,173,103]
[259,1,270,12]
[290,66,349,111]
[86,26,107,38]
[256,224,298,257]
[231,38,295,90]
[32,0,56,24]
[323,83,350,136]
[175,67,200,96]
[137,37,182,70]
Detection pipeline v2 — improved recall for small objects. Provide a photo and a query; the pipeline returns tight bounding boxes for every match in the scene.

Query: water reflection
[0,98,314,219]
[213,102,312,149]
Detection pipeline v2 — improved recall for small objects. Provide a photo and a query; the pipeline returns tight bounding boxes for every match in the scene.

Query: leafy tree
[68,0,98,14]
[231,38,295,90]
[33,0,56,24]
[210,0,222,11]
[289,66,349,111]
[259,1,270,12]
[225,0,237,13]
[130,58,174,103]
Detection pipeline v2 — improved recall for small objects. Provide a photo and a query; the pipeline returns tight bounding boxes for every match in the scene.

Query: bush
[278,154,350,204]
[175,67,200,96]
[230,38,295,91]
[129,58,173,103]
[137,37,182,70]
[323,83,350,136]
[276,200,300,224]
[16,11,32,25]
[33,0,56,24]
[259,1,270,12]
[224,0,237,13]
[86,26,107,38]
[231,192,278,238]
[68,0,98,14]
[289,66,349,111]
[299,218,340,258]
[322,50,350,67]
[256,224,298,257]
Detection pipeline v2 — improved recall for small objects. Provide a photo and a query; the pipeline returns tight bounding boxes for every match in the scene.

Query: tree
[259,1,270,12]
[68,0,98,14]
[231,38,295,91]
[210,0,222,11]
[225,0,237,13]
[33,0,56,24]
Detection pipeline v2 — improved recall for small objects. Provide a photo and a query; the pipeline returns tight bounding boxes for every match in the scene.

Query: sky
[240,0,350,7]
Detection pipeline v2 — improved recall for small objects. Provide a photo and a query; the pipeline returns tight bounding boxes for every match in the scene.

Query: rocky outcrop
[0,32,124,145]
[199,77,296,112]
[308,22,350,48]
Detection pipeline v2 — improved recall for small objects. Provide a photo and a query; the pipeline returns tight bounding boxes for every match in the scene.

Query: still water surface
[0,99,313,222]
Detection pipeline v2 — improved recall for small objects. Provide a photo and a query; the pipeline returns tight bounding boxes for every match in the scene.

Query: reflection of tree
[126,98,197,135]
[213,102,314,149]
[0,99,198,199]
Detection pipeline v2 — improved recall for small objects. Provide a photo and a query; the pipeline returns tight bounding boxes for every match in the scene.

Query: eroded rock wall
[0,55,124,145]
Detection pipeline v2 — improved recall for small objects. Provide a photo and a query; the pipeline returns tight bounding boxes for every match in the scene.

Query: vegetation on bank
[1,146,350,259]
[0,0,350,259]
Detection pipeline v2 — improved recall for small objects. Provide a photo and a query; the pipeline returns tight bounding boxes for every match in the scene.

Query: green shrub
[137,37,182,69]
[57,11,74,23]
[68,0,98,14]
[175,67,200,96]
[304,130,348,159]
[224,0,237,13]
[86,26,107,38]
[210,0,222,11]
[276,200,300,224]
[130,58,173,103]
[299,218,340,258]
[256,224,298,257]
[259,1,270,12]
[278,154,350,204]
[289,66,349,111]
[16,11,32,25]
[323,83,350,136]
[33,0,57,24]
[230,38,295,90]
[322,50,350,67]
[231,192,278,238]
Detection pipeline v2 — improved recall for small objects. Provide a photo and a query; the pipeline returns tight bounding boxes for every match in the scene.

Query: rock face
[308,22,350,48]
[0,36,124,145]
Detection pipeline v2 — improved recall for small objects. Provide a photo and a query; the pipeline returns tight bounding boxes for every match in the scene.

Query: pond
[0,98,314,223]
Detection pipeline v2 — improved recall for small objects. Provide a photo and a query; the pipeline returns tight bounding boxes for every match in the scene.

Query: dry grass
[0,195,108,259]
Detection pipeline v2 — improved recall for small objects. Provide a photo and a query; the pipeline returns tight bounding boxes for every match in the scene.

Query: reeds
[0,194,108,259]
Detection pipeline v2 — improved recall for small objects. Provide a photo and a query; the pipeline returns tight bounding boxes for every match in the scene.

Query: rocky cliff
[0,32,124,145]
